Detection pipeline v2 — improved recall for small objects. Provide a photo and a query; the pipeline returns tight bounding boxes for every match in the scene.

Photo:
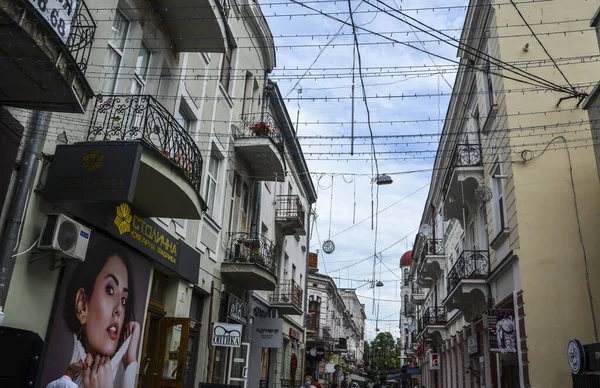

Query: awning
[348,374,367,382]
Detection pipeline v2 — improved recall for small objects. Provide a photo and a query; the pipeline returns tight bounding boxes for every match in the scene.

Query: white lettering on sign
[27,0,78,43]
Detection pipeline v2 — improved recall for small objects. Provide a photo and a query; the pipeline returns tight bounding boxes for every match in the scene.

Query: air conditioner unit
[37,214,91,261]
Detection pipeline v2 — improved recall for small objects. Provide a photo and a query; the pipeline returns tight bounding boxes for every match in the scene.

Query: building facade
[0,1,316,388]
[305,272,366,385]
[408,1,600,387]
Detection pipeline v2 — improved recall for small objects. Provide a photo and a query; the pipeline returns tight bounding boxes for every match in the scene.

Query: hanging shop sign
[212,322,242,348]
[45,143,142,204]
[567,339,600,374]
[488,309,517,353]
[253,318,283,348]
[468,333,479,355]
[227,293,248,324]
[429,353,440,370]
[306,347,325,361]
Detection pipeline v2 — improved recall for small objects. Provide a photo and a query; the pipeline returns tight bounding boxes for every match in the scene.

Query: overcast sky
[264,0,468,340]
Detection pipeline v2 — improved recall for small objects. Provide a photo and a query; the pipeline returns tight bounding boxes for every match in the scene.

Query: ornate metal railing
[418,306,446,332]
[446,250,490,294]
[237,112,282,145]
[270,279,303,310]
[65,0,96,74]
[275,195,305,228]
[443,142,483,195]
[87,95,203,194]
[225,232,277,274]
[216,0,231,22]
[418,238,444,271]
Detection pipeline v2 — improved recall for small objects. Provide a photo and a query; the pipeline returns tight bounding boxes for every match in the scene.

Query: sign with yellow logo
[108,202,179,271]
[45,143,141,204]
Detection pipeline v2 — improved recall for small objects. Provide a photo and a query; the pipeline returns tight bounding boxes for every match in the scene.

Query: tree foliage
[363,332,402,379]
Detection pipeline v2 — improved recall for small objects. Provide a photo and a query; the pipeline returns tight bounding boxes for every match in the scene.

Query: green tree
[365,332,402,377]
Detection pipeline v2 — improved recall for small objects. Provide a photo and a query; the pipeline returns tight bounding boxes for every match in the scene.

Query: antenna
[418,224,431,237]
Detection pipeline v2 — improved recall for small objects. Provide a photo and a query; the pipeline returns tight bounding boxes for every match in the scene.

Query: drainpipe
[302,205,313,378]
[250,181,262,238]
[0,110,51,312]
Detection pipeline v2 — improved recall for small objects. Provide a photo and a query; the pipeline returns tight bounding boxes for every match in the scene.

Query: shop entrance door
[155,318,192,388]
[139,311,165,388]
[227,343,250,388]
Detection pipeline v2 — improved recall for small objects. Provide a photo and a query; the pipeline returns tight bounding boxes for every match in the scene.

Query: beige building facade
[408,1,600,387]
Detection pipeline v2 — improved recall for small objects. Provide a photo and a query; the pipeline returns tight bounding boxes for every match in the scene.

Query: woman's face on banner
[84,255,129,356]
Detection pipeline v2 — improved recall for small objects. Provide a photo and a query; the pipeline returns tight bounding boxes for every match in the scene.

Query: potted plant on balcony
[249,122,273,137]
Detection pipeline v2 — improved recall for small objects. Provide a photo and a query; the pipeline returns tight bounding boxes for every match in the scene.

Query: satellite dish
[418,224,431,237]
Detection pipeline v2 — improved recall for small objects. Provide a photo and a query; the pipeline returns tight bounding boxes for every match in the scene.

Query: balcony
[417,238,445,285]
[443,143,484,224]
[234,113,284,182]
[418,306,447,345]
[0,0,96,112]
[270,279,303,315]
[221,232,277,291]
[86,95,206,218]
[275,195,306,235]
[152,0,230,52]
[410,283,426,305]
[445,250,490,321]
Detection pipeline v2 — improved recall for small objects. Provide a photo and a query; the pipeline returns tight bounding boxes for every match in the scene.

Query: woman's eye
[105,286,114,295]
[121,297,127,306]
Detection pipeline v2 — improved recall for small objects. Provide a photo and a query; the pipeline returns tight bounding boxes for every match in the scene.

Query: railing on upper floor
[65,0,96,74]
[446,250,490,294]
[270,279,303,310]
[236,112,282,146]
[443,142,483,195]
[224,232,277,274]
[87,94,203,194]
[418,306,446,332]
[275,195,306,229]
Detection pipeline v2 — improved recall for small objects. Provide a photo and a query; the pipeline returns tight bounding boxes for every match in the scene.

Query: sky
[263,0,469,341]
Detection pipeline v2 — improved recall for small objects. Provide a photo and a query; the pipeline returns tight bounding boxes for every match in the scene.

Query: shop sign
[468,333,479,355]
[45,143,141,204]
[306,347,325,361]
[289,328,301,340]
[253,318,283,348]
[567,339,600,374]
[212,322,242,348]
[407,367,421,375]
[429,353,440,370]
[488,309,517,353]
[26,0,79,43]
[227,293,248,324]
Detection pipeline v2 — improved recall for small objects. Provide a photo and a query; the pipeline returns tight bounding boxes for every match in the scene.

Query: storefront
[35,143,203,388]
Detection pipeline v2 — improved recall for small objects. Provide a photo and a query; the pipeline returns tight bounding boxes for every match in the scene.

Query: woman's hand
[83,353,113,388]
[123,321,141,369]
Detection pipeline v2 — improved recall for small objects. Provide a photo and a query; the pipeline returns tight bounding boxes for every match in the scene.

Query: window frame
[220,45,234,94]
[131,41,152,94]
[491,161,508,236]
[204,146,223,219]
[103,9,130,94]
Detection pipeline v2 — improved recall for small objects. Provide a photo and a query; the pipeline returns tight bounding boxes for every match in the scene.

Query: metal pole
[0,110,51,310]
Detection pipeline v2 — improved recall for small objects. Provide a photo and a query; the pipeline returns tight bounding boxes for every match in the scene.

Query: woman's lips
[107,322,119,341]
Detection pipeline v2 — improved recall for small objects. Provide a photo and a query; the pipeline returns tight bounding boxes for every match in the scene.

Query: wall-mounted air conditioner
[37,214,91,261]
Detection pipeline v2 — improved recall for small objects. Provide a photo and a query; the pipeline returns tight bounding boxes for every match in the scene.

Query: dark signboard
[227,293,248,324]
[45,143,142,203]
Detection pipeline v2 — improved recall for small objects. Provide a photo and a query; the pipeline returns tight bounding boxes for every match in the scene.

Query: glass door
[156,318,191,388]
[227,343,250,388]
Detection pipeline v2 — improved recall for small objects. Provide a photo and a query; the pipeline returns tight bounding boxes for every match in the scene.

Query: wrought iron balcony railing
[418,306,446,332]
[306,313,319,332]
[225,232,277,274]
[270,279,303,310]
[418,238,444,270]
[275,195,305,227]
[446,250,490,294]
[216,0,231,22]
[237,112,282,145]
[443,142,482,195]
[87,95,203,194]
[65,0,96,74]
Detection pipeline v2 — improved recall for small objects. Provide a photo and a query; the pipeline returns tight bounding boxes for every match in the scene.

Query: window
[205,148,222,218]
[480,38,496,115]
[100,10,129,93]
[175,105,192,133]
[220,45,234,93]
[131,42,151,94]
[491,161,507,235]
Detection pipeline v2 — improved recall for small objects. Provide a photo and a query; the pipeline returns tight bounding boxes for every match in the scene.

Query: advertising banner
[227,293,248,324]
[489,309,517,353]
[212,323,243,348]
[253,318,283,348]
[39,229,152,388]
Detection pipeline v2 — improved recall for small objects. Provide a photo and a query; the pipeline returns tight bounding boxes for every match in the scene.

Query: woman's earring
[78,316,86,340]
